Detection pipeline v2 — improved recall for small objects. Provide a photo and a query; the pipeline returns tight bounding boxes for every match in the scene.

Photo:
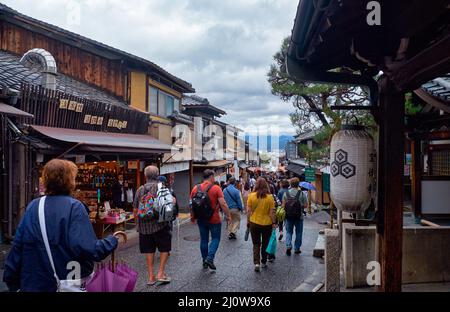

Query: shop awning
[286,163,305,176]
[0,102,34,118]
[193,160,231,168]
[30,125,172,155]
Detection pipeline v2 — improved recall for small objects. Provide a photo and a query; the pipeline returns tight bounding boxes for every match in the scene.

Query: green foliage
[268,36,378,165]
[267,36,374,138]
[405,92,422,116]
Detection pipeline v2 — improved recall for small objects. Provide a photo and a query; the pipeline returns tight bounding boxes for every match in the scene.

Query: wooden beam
[386,31,450,92]
[414,88,450,114]
[411,139,422,218]
[376,76,404,292]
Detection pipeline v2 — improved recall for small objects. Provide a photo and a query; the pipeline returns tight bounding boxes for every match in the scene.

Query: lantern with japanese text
[330,125,376,212]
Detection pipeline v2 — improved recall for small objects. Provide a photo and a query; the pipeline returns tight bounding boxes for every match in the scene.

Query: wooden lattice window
[429,145,450,176]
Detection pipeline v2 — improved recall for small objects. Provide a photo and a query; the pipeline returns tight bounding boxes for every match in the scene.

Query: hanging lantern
[330,125,376,212]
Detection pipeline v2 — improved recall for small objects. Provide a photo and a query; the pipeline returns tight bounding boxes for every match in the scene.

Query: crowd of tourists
[2,159,308,291]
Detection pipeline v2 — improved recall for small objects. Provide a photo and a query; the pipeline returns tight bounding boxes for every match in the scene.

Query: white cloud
[2,0,299,134]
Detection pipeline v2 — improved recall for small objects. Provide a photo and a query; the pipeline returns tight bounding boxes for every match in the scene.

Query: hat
[158,176,167,183]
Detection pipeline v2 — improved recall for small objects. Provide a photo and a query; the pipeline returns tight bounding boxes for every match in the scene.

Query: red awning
[30,125,172,154]
[0,102,34,118]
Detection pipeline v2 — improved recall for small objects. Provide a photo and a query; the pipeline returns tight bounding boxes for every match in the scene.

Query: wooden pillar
[376,76,404,292]
[411,138,422,218]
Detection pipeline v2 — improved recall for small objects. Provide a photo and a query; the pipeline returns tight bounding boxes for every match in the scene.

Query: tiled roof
[294,130,318,142]
[421,75,450,103]
[0,3,194,93]
[169,111,194,125]
[182,95,226,116]
[0,50,131,109]
[182,95,210,106]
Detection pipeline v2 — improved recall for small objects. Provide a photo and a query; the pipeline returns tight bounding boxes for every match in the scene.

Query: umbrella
[86,231,138,292]
[300,181,316,191]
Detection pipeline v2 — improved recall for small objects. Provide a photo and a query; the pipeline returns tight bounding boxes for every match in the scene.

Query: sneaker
[202,260,208,269]
[286,248,292,256]
[254,264,261,272]
[205,259,216,271]
[278,233,283,241]
[294,249,302,255]
[261,263,267,268]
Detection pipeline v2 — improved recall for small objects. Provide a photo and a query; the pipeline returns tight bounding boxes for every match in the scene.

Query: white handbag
[38,196,86,292]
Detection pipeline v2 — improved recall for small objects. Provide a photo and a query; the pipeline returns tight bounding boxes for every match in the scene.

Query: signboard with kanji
[305,167,316,182]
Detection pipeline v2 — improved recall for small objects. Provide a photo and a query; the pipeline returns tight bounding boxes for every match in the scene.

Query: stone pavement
[113,211,329,292]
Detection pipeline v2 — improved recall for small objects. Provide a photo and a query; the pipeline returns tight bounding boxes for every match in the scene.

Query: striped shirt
[133,181,169,235]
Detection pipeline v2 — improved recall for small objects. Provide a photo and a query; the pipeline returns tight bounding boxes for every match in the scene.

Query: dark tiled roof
[422,75,450,103]
[169,111,194,125]
[0,50,131,109]
[0,3,194,93]
[182,95,210,106]
[182,95,226,116]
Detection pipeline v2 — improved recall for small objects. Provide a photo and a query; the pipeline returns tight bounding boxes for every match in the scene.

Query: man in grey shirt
[133,165,171,285]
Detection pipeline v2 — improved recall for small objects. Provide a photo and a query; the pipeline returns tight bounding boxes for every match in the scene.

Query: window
[158,91,166,117]
[148,85,180,117]
[166,96,175,116]
[174,98,180,113]
[149,86,158,114]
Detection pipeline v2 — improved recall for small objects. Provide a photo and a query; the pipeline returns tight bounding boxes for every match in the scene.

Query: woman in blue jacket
[3,159,118,292]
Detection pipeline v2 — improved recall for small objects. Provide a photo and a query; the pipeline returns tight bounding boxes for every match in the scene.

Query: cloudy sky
[3,0,299,135]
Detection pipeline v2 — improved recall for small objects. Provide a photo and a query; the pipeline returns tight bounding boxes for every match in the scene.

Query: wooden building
[287,0,450,291]
[0,3,194,241]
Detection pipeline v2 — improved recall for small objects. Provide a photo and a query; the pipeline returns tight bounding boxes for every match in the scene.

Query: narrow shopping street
[113,212,328,292]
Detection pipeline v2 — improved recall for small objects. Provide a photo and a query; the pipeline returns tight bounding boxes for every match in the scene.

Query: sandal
[156,275,171,284]
[147,280,157,286]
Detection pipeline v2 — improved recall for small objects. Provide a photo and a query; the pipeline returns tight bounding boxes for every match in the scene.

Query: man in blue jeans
[190,170,231,271]
[282,178,307,256]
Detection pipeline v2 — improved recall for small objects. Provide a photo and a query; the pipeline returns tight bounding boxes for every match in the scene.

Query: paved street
[114,212,328,292]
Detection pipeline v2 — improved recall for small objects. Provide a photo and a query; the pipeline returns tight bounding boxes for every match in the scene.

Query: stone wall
[343,224,450,288]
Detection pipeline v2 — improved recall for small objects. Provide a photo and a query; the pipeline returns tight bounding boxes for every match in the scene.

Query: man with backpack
[133,166,173,286]
[223,177,244,240]
[190,169,231,271]
[281,178,307,256]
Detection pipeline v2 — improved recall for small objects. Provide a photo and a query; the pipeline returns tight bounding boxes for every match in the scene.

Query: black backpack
[191,184,214,220]
[284,190,303,219]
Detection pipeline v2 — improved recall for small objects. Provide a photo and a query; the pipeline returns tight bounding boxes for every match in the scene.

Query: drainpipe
[1,115,8,242]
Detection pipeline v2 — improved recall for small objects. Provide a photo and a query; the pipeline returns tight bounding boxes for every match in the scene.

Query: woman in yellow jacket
[246,178,276,272]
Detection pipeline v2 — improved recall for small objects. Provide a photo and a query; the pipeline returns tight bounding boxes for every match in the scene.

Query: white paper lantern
[330,125,376,212]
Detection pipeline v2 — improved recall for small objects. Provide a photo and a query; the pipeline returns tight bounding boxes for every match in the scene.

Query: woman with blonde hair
[246,178,276,272]
[3,159,118,292]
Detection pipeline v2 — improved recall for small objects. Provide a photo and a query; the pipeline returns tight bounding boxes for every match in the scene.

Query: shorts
[139,226,172,253]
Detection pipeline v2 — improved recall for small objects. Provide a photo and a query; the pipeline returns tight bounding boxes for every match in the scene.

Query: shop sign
[68,101,77,111]
[160,161,190,175]
[127,160,138,169]
[59,99,69,109]
[305,167,316,182]
[107,119,128,130]
[75,103,84,113]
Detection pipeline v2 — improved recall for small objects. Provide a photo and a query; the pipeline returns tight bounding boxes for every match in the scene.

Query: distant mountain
[245,134,294,152]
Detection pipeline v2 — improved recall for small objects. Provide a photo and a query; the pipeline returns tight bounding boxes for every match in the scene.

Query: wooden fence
[18,83,149,134]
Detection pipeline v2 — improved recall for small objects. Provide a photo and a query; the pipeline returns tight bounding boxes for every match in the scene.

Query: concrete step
[313,234,325,258]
